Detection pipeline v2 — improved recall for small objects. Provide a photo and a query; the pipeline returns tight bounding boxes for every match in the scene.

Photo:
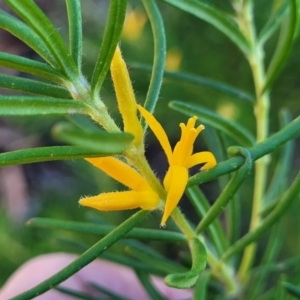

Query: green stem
[89,101,120,132]
[171,207,196,240]
[236,2,270,281]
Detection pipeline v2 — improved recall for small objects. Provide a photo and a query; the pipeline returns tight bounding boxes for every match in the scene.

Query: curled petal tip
[200,154,217,170]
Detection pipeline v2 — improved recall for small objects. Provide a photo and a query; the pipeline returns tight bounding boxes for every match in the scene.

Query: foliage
[0,0,300,299]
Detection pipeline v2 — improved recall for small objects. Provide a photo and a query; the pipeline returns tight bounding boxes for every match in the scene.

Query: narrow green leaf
[186,186,228,257]
[0,74,71,98]
[160,0,250,54]
[165,238,206,288]
[26,218,186,242]
[0,96,88,116]
[130,63,254,102]
[196,147,252,234]
[91,0,127,96]
[125,245,187,274]
[188,115,300,187]
[264,0,299,92]
[282,282,300,298]
[55,287,98,300]
[52,122,133,152]
[221,170,300,261]
[170,100,255,147]
[0,10,57,67]
[66,0,82,68]
[11,210,149,300]
[88,282,131,300]
[101,252,165,276]
[258,3,289,46]
[0,145,130,168]
[4,0,77,78]
[0,52,67,83]
[135,270,166,300]
[141,0,166,125]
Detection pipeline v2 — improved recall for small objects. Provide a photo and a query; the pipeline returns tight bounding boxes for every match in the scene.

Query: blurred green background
[0,0,299,288]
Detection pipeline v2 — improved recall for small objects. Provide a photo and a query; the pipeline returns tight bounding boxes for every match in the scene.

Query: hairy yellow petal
[111,45,143,146]
[85,157,152,192]
[137,105,173,164]
[79,190,159,211]
[161,166,188,226]
[163,167,172,192]
[185,151,217,170]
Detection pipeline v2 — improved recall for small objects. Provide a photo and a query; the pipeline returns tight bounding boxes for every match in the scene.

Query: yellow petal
[172,121,205,165]
[185,151,217,170]
[79,190,159,211]
[163,167,172,192]
[111,45,143,146]
[137,105,173,164]
[85,157,152,192]
[161,165,188,226]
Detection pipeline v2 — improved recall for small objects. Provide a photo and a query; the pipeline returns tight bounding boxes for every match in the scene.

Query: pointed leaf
[52,122,133,152]
[0,10,57,67]
[91,0,127,95]
[0,52,67,83]
[0,74,71,98]
[165,237,206,288]
[141,0,166,124]
[0,96,88,116]
[66,0,82,68]
[4,0,77,77]
[0,145,130,168]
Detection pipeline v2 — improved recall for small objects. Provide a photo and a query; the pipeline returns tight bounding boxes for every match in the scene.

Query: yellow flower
[138,105,217,226]
[79,107,216,226]
[79,156,160,211]
[79,45,216,226]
